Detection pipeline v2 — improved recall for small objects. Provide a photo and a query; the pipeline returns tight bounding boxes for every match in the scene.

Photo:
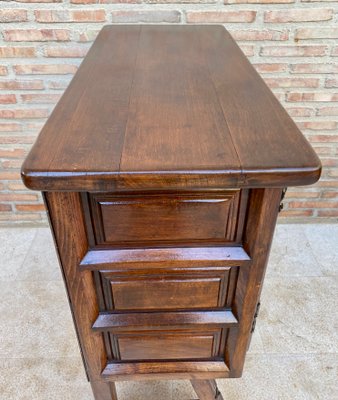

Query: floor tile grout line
[16,228,39,272]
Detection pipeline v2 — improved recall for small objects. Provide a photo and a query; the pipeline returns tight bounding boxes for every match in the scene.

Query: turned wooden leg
[191,380,224,400]
[91,381,118,400]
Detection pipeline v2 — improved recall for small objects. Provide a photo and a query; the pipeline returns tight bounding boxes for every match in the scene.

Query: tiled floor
[0,224,337,400]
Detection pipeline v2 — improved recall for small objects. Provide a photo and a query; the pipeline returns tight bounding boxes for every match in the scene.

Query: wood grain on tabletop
[21,25,321,192]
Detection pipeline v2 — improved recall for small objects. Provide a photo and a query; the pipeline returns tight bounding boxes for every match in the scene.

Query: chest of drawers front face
[44,187,282,382]
[85,190,247,367]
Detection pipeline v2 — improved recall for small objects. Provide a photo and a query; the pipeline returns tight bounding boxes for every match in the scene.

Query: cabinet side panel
[44,191,107,381]
[227,188,282,377]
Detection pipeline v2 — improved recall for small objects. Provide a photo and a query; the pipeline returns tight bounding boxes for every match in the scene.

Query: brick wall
[0,1,337,224]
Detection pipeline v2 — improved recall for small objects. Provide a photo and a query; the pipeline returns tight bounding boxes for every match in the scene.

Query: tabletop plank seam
[118,25,142,175]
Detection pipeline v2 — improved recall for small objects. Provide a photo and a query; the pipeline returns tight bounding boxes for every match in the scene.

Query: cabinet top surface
[22,25,321,191]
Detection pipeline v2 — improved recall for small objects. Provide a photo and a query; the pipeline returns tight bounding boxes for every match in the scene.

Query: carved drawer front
[99,267,239,311]
[113,328,222,361]
[86,191,247,247]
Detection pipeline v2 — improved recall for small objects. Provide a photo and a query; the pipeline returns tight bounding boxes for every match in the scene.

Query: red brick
[111,10,181,23]
[264,9,333,23]
[253,63,288,73]
[291,64,338,74]
[321,158,338,167]
[72,10,106,21]
[0,204,12,212]
[295,28,338,40]
[34,10,68,22]
[297,121,338,130]
[260,45,326,57]
[328,169,338,178]
[72,0,139,2]
[0,135,35,144]
[44,45,90,58]
[34,9,106,22]
[16,204,45,212]
[0,148,25,158]
[187,10,256,23]
[289,200,338,208]
[0,66,8,76]
[7,182,27,191]
[0,123,22,132]
[226,0,293,2]
[145,0,214,2]
[3,29,70,42]
[0,94,17,104]
[0,109,49,119]
[316,180,338,188]
[238,44,255,57]
[321,191,338,199]
[24,122,45,131]
[24,120,45,127]
[14,64,78,75]
[0,9,28,22]
[264,77,319,88]
[317,107,338,116]
[311,146,333,156]
[281,210,314,217]
[0,47,36,58]
[325,78,338,88]
[0,171,20,181]
[308,135,338,143]
[286,92,338,102]
[230,29,288,41]
[317,210,338,217]
[21,93,61,104]
[0,193,38,201]
[331,47,338,57]
[286,107,313,117]
[2,160,24,169]
[0,213,42,222]
[47,80,71,89]
[0,80,44,90]
[286,190,319,198]
[12,0,62,2]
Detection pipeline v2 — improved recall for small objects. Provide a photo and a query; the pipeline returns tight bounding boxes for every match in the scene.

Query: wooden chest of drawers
[21,25,321,400]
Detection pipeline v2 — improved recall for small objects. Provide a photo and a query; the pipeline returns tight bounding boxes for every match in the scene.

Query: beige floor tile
[173,354,337,400]
[217,354,337,400]
[303,224,338,277]
[172,380,196,399]
[0,357,92,400]
[0,228,37,281]
[19,228,61,281]
[117,380,172,400]
[268,225,322,278]
[246,326,265,354]
[0,280,79,358]
[258,276,338,354]
[0,224,337,400]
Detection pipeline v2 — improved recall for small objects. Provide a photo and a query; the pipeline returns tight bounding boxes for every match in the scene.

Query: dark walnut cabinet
[21,25,321,400]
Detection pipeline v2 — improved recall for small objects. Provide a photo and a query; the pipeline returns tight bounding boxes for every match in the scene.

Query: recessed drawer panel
[100,267,238,311]
[87,191,247,246]
[112,328,222,361]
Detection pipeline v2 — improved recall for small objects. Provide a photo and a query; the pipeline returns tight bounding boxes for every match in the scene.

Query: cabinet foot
[191,379,224,400]
[91,381,118,400]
